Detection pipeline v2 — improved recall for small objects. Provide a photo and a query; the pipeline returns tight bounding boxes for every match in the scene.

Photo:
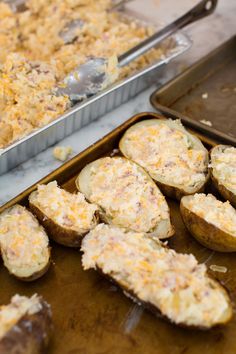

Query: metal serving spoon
[57,0,218,101]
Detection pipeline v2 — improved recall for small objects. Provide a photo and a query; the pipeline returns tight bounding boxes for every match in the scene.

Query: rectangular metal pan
[1,111,236,354]
[150,35,236,146]
[0,5,191,175]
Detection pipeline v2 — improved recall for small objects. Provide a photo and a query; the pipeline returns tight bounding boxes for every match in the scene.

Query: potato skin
[76,156,174,239]
[156,173,210,201]
[119,119,210,201]
[180,201,236,252]
[96,267,232,329]
[0,299,52,354]
[210,170,236,208]
[29,202,98,247]
[13,260,51,282]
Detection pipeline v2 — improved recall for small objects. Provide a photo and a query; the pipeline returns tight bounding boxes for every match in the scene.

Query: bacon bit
[209,264,227,273]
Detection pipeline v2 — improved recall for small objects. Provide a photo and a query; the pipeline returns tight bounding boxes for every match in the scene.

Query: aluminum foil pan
[0,31,191,175]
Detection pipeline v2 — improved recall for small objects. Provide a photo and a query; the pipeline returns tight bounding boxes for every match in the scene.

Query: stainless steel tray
[0,30,191,175]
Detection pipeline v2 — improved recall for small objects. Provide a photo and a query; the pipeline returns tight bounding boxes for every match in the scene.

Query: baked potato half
[82,224,232,329]
[119,119,209,200]
[180,193,236,252]
[0,294,52,354]
[76,156,174,239]
[0,205,50,281]
[29,181,98,247]
[210,145,236,207]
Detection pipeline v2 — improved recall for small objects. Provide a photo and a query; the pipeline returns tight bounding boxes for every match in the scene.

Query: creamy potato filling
[184,194,236,236]
[30,181,98,232]
[0,294,42,340]
[0,205,49,269]
[82,224,230,327]
[0,0,164,148]
[211,146,236,194]
[121,121,208,189]
[0,54,69,148]
[88,157,170,233]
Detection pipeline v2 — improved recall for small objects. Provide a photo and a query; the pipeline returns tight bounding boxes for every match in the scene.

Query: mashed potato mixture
[0,0,163,148]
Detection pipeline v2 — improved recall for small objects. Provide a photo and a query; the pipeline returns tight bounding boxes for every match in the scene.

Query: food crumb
[53,146,73,161]
[200,119,212,127]
[110,148,119,157]
[202,92,208,99]
[209,264,227,273]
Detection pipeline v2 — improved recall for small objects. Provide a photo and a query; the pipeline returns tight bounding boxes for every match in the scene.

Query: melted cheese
[184,193,236,236]
[82,224,230,327]
[88,157,170,234]
[121,121,208,190]
[0,205,49,271]
[0,294,42,340]
[30,181,98,233]
[211,146,236,194]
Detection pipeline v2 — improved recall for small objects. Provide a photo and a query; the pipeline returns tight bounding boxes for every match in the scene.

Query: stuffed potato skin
[210,145,236,208]
[211,173,236,208]
[0,296,52,354]
[29,182,99,248]
[0,205,50,281]
[76,157,174,239]
[29,202,98,248]
[82,224,233,329]
[180,195,236,252]
[119,119,209,200]
[97,266,232,330]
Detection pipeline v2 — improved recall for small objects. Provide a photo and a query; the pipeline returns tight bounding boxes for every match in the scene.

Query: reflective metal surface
[0,30,191,175]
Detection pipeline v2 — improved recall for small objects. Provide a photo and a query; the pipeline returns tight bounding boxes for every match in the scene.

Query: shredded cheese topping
[0,294,42,340]
[88,157,170,233]
[121,121,208,190]
[30,181,98,233]
[82,224,230,327]
[0,205,49,270]
[0,0,164,148]
[184,193,236,236]
[211,145,236,194]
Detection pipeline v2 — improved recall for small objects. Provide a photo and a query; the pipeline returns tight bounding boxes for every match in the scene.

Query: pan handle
[118,0,218,67]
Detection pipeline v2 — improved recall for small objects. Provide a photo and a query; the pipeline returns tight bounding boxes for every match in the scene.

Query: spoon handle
[118,0,218,67]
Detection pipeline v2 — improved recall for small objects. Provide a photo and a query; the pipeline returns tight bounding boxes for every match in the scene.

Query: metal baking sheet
[150,35,236,146]
[2,112,236,354]
[0,5,191,175]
